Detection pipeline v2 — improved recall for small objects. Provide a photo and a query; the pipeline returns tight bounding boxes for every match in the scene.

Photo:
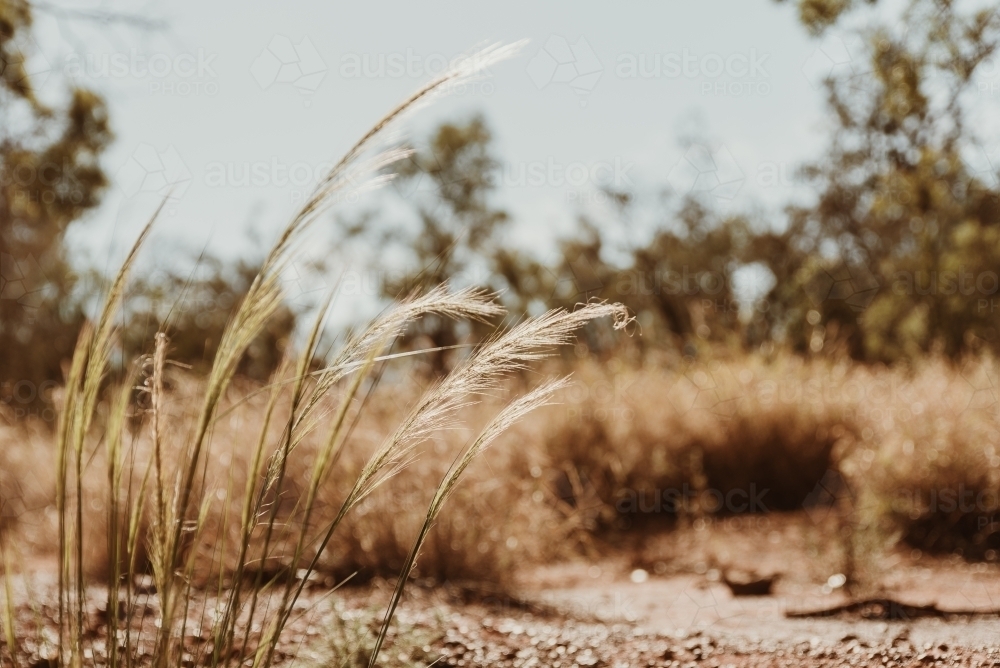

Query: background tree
[120,257,297,381]
[755,0,1000,361]
[354,0,1000,367]
[496,196,753,357]
[345,116,510,373]
[1,0,112,410]
[1,2,293,418]
[350,120,759,362]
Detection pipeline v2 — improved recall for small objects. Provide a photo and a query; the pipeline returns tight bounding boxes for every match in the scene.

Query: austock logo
[391,140,487,218]
[0,253,55,322]
[958,359,1000,419]
[493,157,636,191]
[974,55,1000,97]
[337,48,497,96]
[666,362,743,419]
[801,6,948,95]
[251,35,327,96]
[115,144,193,200]
[526,35,603,104]
[544,249,605,302]
[616,48,771,97]
[963,142,1000,189]
[564,366,637,423]
[803,261,880,315]
[667,144,745,201]
[664,584,751,630]
[63,48,219,96]
[280,259,328,308]
[0,158,91,203]
[616,49,769,80]
[0,33,51,90]
[0,379,59,423]
[801,33,872,92]
[802,468,854,525]
[615,484,770,515]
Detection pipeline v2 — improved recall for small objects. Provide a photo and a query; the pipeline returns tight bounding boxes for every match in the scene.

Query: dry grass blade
[104,360,141,668]
[29,40,545,668]
[235,297,337,668]
[249,290,506,667]
[258,342,386,664]
[168,44,525,600]
[367,378,570,666]
[349,305,631,667]
[209,359,289,667]
[357,302,632,498]
[1,541,18,668]
[54,320,91,666]
[293,285,505,434]
[55,212,156,667]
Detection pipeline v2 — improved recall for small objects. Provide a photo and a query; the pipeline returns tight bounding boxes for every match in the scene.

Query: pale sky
[28,0,995,319]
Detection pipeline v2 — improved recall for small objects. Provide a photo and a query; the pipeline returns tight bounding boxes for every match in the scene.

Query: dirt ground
[4,513,1000,667]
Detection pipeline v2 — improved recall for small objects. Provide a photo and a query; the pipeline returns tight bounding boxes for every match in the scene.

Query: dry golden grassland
[4,350,998,589]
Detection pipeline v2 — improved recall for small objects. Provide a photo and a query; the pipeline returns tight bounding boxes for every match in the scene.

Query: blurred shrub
[749,1,1000,363]
[340,116,509,374]
[539,355,858,530]
[1,2,112,407]
[120,257,296,380]
[20,369,563,588]
[4,349,1000,582]
[0,4,294,411]
[372,0,1000,369]
[866,357,1000,558]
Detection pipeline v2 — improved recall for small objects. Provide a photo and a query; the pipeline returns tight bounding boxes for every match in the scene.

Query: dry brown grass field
[6,348,1000,580]
[3,346,1000,666]
[5,1,1000,665]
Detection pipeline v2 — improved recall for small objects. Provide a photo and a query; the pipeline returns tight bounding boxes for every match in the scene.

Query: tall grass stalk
[367,377,570,665]
[1,540,18,668]
[56,214,154,667]
[104,359,141,668]
[26,40,633,668]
